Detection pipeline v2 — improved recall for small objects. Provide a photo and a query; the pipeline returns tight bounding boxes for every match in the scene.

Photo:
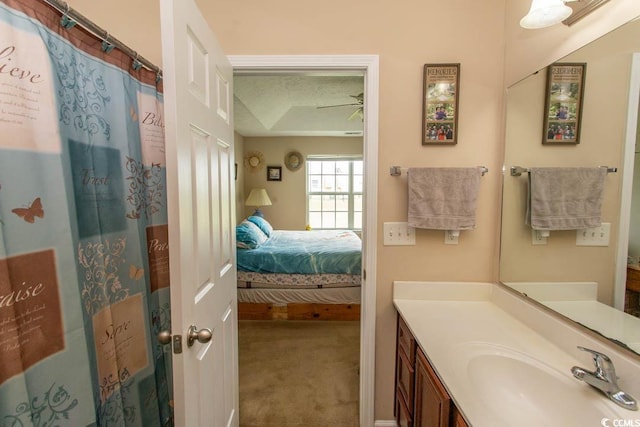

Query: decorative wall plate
[284,151,304,172]
[244,151,265,172]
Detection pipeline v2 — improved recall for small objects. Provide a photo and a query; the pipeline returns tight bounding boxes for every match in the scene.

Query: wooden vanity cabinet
[396,314,469,427]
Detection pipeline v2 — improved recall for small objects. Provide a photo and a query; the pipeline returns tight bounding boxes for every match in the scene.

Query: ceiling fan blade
[316,103,361,109]
[348,108,364,121]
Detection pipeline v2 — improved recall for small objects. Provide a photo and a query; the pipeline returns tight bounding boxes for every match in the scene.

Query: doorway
[229,54,379,427]
[616,52,640,312]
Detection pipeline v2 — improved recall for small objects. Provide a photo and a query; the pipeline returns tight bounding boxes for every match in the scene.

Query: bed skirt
[237,271,361,289]
[236,271,361,320]
[237,287,360,321]
[238,286,360,304]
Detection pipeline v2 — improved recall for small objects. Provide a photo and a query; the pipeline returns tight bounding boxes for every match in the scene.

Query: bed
[236,216,362,320]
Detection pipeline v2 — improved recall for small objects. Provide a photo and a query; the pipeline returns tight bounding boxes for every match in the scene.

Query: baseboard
[374,421,397,427]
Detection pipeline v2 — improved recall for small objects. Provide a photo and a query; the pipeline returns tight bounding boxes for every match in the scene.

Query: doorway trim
[615,52,640,309]
[228,54,379,426]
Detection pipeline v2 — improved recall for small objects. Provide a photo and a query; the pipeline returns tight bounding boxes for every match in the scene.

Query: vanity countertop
[393,281,640,427]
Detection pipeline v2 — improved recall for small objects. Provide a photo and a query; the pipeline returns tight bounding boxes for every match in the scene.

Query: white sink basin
[449,343,625,426]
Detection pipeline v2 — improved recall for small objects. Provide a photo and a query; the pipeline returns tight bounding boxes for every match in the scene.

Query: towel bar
[390,166,488,177]
[510,165,617,177]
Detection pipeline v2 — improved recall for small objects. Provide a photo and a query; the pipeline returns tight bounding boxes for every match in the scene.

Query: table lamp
[245,188,272,218]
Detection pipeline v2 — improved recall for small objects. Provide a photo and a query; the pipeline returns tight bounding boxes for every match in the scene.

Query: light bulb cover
[520,0,573,29]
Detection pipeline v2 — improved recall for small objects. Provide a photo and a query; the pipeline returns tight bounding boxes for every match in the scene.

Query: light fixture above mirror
[520,0,573,29]
[563,0,612,26]
[520,0,612,29]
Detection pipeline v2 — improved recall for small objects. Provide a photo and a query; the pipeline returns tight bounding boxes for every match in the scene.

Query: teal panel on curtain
[0,1,172,425]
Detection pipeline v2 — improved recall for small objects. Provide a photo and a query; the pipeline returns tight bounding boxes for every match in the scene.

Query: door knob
[157,330,172,345]
[187,325,212,347]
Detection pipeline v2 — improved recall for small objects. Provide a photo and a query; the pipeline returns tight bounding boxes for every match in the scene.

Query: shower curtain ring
[101,32,115,53]
[132,53,142,71]
[60,3,77,29]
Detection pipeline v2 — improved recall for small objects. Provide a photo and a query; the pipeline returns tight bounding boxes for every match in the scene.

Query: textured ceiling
[233,74,365,137]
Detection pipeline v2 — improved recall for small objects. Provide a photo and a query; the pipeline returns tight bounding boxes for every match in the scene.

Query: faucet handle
[577,346,617,379]
[577,346,611,363]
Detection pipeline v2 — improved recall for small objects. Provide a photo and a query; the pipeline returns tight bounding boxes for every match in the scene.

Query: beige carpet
[238,320,360,427]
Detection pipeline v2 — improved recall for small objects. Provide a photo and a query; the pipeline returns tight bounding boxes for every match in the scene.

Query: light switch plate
[383,222,416,246]
[576,223,610,247]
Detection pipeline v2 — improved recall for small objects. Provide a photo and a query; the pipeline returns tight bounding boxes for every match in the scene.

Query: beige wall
[65,0,640,421]
[240,137,363,230]
[198,3,508,418]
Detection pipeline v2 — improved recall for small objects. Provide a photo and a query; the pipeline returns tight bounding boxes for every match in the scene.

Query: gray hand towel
[407,167,482,230]
[526,167,606,230]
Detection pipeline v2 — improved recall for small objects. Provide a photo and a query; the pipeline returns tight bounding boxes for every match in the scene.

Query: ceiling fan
[316,92,364,121]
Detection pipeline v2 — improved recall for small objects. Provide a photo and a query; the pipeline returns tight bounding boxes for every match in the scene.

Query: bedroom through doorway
[232,67,366,424]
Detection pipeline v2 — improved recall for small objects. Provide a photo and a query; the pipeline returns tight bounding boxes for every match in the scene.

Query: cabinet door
[398,315,416,365]
[453,408,469,427]
[414,348,451,427]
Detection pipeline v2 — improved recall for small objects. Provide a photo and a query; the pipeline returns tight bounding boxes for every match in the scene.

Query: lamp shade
[245,188,272,218]
[520,0,572,29]
[245,189,272,207]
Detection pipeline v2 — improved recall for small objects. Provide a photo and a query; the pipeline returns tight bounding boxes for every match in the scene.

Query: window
[307,158,363,230]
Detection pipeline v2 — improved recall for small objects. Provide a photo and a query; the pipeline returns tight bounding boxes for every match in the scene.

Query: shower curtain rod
[42,0,162,76]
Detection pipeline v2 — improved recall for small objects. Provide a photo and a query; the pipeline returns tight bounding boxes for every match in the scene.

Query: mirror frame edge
[496,281,640,360]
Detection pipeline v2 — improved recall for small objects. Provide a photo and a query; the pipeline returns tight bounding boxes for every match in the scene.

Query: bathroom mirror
[500,17,640,355]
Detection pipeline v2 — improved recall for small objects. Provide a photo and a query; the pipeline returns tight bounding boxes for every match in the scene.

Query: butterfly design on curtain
[12,197,44,223]
[129,264,144,280]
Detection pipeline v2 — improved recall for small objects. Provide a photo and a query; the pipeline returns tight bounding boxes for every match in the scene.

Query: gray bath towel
[526,167,606,230]
[407,167,482,230]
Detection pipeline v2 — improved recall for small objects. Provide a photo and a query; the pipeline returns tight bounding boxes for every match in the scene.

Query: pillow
[236,220,268,249]
[247,215,273,237]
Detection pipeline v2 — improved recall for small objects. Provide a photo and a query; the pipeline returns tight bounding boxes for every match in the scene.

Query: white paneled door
[160,0,238,425]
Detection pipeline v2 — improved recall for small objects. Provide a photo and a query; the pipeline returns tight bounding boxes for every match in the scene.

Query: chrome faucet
[571,346,638,411]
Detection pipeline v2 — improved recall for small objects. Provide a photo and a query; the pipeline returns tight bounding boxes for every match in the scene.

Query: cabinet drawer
[398,315,416,364]
[396,389,414,427]
[627,267,640,292]
[397,343,415,407]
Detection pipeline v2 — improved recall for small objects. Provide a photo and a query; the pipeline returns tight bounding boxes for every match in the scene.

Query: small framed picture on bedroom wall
[422,63,460,146]
[542,63,586,145]
[267,166,282,181]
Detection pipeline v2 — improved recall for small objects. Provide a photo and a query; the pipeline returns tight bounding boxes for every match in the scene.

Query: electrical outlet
[532,229,548,245]
[576,223,611,247]
[383,222,416,246]
[444,230,459,245]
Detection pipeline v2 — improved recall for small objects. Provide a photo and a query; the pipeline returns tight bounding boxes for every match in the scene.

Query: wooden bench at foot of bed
[238,302,360,321]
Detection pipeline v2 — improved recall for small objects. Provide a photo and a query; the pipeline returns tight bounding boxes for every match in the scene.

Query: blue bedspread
[237,230,362,274]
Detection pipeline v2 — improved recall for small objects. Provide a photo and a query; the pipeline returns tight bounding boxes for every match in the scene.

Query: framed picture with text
[542,63,586,145]
[422,63,460,145]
